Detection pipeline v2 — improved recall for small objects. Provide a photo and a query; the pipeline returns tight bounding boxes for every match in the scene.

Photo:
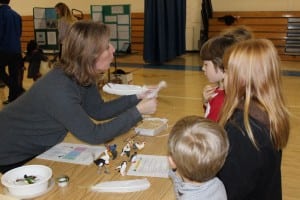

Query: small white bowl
[1,165,52,198]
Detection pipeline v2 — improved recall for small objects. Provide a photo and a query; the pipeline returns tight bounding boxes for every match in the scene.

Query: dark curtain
[143,0,186,64]
[200,0,213,48]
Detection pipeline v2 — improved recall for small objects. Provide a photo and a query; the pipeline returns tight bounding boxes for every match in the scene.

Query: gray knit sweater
[0,68,142,165]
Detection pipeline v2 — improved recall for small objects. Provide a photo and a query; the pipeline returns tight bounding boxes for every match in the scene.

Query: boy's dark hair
[0,0,10,4]
[200,35,237,72]
[26,40,38,55]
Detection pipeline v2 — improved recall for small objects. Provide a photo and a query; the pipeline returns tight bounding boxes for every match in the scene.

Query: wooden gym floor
[0,52,299,200]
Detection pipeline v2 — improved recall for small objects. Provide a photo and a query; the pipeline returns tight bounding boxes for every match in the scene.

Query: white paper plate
[103,83,145,96]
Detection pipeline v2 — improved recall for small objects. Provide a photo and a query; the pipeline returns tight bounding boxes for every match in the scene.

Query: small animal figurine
[16,174,37,184]
[107,144,118,160]
[116,161,127,176]
[94,158,109,174]
[121,143,131,157]
[94,158,108,167]
[94,150,110,174]
[100,150,110,164]
[133,142,145,150]
[127,139,135,147]
[129,152,138,163]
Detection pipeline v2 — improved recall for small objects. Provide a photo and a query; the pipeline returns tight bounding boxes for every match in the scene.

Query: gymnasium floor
[0,52,299,200]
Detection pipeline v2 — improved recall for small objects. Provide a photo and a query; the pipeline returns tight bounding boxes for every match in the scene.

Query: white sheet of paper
[105,15,117,23]
[111,6,124,14]
[117,15,129,24]
[37,142,106,165]
[34,19,46,29]
[92,5,102,12]
[118,31,129,40]
[92,13,103,22]
[107,24,117,39]
[127,154,169,178]
[34,8,46,19]
[36,31,46,45]
[118,25,129,32]
[47,31,57,45]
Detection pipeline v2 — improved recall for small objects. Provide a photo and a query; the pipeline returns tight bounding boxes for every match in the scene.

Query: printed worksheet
[127,154,169,178]
[36,142,106,165]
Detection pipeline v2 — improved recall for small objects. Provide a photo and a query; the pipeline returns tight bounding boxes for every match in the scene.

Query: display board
[91,4,131,52]
[33,7,59,53]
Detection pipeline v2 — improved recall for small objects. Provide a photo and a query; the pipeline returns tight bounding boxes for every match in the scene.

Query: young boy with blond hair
[168,116,229,200]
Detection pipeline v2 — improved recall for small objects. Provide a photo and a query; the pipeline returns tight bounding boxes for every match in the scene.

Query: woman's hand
[136,98,157,115]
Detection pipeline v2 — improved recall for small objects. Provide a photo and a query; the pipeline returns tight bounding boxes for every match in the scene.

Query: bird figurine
[116,161,127,176]
[94,158,108,167]
[94,150,110,174]
[133,142,145,150]
[121,143,131,157]
[100,149,110,163]
[107,144,118,160]
[129,152,138,163]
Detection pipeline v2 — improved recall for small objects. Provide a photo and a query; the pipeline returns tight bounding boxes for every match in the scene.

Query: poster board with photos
[33,7,59,53]
[90,4,131,52]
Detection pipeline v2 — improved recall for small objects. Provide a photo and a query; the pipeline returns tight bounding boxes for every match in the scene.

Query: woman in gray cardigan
[0,21,158,173]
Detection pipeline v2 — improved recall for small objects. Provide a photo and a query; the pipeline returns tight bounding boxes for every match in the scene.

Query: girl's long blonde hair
[219,39,290,150]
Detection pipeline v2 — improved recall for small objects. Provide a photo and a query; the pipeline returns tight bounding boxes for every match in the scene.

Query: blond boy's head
[168,116,229,182]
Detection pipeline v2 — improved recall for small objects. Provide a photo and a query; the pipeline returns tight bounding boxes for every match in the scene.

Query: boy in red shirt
[201,26,253,121]
[200,35,237,121]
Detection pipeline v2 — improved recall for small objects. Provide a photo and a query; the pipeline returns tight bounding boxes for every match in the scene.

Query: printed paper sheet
[127,154,169,178]
[36,142,106,165]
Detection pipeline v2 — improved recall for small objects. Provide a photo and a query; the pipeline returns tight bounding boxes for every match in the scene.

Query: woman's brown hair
[56,20,110,86]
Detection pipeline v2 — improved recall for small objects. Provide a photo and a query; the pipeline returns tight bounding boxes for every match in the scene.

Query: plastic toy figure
[94,158,108,167]
[16,174,37,184]
[133,142,145,150]
[116,161,127,176]
[121,143,131,157]
[107,144,118,160]
[94,158,109,174]
[101,150,110,163]
[129,152,138,163]
[94,150,110,174]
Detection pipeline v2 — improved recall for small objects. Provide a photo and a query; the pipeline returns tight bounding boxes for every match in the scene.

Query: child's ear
[168,156,177,169]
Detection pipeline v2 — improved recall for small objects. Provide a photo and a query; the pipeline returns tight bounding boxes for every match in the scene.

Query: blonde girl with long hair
[218,39,289,200]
